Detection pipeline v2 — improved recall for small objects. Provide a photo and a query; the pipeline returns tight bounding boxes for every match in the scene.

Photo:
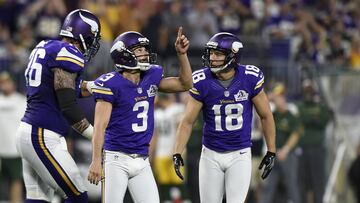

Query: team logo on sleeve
[147,85,158,97]
[96,82,104,86]
[234,90,248,101]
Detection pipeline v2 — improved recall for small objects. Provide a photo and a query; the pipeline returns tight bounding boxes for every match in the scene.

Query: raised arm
[88,100,112,185]
[159,27,192,92]
[53,68,93,139]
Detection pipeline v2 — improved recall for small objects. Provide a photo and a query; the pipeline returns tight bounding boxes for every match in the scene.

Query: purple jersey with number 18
[189,64,265,152]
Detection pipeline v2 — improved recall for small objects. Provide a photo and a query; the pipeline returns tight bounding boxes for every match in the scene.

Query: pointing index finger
[177,26,183,38]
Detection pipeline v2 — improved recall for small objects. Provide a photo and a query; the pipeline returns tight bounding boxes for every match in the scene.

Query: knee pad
[64,192,88,203]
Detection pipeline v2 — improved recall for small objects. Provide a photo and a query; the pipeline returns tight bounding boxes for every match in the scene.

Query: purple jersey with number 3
[92,65,163,155]
[21,40,85,136]
[189,65,264,152]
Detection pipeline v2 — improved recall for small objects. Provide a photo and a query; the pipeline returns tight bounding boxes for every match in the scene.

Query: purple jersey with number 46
[189,65,264,152]
[21,40,85,136]
[92,65,163,156]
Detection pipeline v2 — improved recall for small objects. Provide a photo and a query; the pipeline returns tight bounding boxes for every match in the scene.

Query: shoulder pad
[54,41,85,73]
[192,68,209,85]
[92,72,117,96]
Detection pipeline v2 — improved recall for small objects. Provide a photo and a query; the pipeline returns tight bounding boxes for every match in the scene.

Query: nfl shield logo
[224,91,230,97]
[137,88,143,94]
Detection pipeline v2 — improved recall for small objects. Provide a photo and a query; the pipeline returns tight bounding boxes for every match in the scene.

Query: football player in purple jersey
[87,27,192,203]
[172,32,276,203]
[15,9,101,203]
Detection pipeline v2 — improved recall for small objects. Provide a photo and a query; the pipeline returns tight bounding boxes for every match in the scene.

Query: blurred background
[0,0,359,203]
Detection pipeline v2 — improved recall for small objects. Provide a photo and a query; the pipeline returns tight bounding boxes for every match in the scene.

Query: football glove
[172,153,184,180]
[259,151,276,179]
[85,81,96,94]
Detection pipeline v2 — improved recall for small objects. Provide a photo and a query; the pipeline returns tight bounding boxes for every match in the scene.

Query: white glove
[86,81,96,94]
[82,124,93,140]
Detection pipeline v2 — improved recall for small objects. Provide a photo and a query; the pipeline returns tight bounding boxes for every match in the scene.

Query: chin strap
[115,62,150,71]
[138,62,151,71]
[210,59,235,73]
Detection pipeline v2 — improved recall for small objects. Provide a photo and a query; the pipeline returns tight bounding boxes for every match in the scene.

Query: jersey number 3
[132,101,149,132]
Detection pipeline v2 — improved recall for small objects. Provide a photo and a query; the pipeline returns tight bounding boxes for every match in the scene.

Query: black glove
[172,153,184,180]
[258,151,276,179]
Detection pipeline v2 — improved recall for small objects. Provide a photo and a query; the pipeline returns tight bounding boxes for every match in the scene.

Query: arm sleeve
[56,88,86,125]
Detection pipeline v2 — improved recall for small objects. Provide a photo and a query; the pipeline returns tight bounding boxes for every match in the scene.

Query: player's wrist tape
[86,81,95,94]
[266,151,276,157]
[82,124,93,140]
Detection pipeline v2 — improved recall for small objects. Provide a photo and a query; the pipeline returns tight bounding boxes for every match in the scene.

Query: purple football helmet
[202,32,243,73]
[110,31,156,71]
[59,9,101,62]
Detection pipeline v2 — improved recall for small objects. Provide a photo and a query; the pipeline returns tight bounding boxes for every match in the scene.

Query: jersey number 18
[212,103,244,131]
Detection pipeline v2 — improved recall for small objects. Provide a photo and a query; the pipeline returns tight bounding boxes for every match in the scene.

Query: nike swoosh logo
[96,82,104,87]
[240,151,247,154]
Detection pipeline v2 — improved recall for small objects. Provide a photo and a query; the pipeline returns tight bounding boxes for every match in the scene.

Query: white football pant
[199,146,252,203]
[103,150,159,203]
[15,122,87,201]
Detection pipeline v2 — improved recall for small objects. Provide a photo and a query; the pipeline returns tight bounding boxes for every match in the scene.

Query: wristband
[86,81,95,94]
[82,124,93,140]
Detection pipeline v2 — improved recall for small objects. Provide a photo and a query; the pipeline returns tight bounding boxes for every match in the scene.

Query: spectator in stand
[0,72,26,203]
[159,0,190,58]
[297,79,333,203]
[248,114,265,203]
[349,142,360,203]
[349,34,360,70]
[186,0,218,53]
[325,31,350,68]
[25,0,67,41]
[260,84,302,203]
[262,1,296,81]
[211,0,247,35]
[0,24,12,73]
[151,93,187,202]
[141,1,165,54]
